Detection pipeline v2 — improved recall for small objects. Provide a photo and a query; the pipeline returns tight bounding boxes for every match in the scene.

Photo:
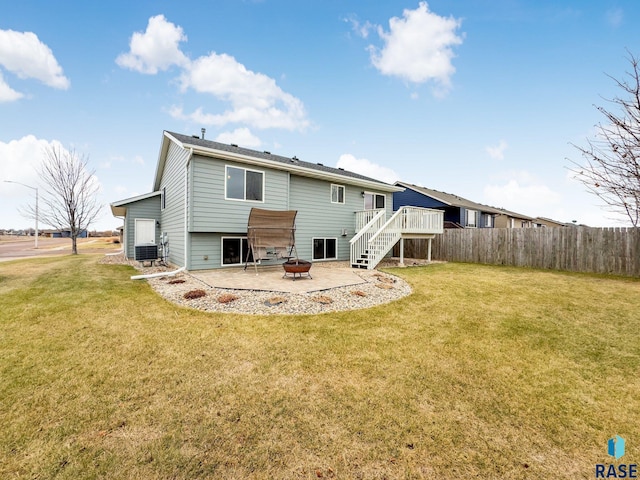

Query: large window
[225,166,264,202]
[331,184,345,204]
[221,237,254,265]
[364,192,385,210]
[312,238,337,261]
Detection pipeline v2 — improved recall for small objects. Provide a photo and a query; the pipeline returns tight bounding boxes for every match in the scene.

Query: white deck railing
[354,209,386,231]
[351,207,444,269]
[350,209,387,269]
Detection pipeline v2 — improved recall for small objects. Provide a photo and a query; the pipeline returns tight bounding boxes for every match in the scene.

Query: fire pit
[282,259,312,280]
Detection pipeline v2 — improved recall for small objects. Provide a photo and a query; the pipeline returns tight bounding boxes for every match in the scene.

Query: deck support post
[427,237,432,263]
[399,237,404,266]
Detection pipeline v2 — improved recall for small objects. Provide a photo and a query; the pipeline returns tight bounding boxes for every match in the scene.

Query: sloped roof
[110,190,161,216]
[155,131,402,192]
[395,181,503,214]
[395,181,535,220]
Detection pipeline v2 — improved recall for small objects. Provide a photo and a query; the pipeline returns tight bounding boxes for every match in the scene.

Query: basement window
[313,238,337,261]
[221,237,254,266]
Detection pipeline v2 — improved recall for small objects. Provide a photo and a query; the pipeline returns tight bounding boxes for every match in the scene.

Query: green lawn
[1,256,639,479]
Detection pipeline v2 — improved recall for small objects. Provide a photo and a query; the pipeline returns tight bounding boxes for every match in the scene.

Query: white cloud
[344,15,375,39]
[367,2,463,93]
[179,52,308,131]
[486,140,508,160]
[215,128,262,148]
[133,155,145,165]
[0,135,59,191]
[0,29,69,100]
[116,14,189,74]
[120,15,309,131]
[0,72,23,102]
[483,173,562,217]
[336,154,398,184]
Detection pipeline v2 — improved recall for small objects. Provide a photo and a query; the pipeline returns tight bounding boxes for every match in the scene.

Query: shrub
[217,293,239,304]
[312,295,333,304]
[183,289,206,300]
[266,296,287,306]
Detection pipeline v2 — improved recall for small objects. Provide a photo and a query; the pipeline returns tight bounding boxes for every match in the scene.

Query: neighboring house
[393,181,501,229]
[534,217,568,228]
[52,229,88,238]
[493,208,535,228]
[110,131,443,271]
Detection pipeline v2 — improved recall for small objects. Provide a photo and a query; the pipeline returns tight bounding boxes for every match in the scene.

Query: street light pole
[4,180,39,249]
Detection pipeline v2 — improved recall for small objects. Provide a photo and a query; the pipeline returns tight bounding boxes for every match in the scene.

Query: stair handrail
[369,206,443,243]
[350,208,387,268]
[350,208,387,245]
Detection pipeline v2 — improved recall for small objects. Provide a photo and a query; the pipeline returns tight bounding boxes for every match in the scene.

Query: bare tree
[569,50,640,227]
[25,144,102,254]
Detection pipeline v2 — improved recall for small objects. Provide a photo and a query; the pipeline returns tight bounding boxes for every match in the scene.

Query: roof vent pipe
[201,128,206,139]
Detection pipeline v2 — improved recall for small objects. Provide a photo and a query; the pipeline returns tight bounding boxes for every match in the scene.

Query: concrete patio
[190,262,368,294]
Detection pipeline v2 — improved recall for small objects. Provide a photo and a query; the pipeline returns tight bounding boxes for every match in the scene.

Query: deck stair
[350,206,444,269]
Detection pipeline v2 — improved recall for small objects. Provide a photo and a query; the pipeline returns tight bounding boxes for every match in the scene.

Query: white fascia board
[187,144,403,193]
[110,191,162,217]
[153,132,180,191]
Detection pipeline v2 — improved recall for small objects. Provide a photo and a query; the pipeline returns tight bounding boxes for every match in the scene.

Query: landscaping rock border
[100,254,436,315]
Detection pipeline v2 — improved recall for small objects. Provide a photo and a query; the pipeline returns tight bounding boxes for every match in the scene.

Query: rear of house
[111,131,400,270]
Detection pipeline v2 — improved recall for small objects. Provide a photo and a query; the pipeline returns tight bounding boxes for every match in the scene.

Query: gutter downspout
[185,148,193,270]
[131,266,185,280]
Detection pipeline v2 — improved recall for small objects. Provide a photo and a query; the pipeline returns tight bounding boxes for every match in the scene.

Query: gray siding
[289,175,392,262]
[189,155,289,233]
[189,233,222,271]
[159,141,190,267]
[124,196,161,258]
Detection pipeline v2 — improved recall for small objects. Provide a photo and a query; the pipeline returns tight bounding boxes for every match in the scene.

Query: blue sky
[1,0,638,231]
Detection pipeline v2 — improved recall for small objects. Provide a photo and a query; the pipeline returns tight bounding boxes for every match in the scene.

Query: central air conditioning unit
[135,244,158,261]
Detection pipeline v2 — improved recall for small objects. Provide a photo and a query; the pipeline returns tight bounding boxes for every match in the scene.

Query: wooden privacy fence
[393,227,640,277]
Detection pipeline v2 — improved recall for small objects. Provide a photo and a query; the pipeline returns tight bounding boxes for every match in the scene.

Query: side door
[135,218,156,245]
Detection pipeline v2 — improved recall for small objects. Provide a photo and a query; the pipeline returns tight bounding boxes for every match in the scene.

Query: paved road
[0,237,118,262]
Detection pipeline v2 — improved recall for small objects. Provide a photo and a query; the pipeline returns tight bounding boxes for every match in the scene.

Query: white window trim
[485,214,492,228]
[331,184,345,204]
[465,209,477,228]
[224,165,265,203]
[364,192,386,210]
[161,186,166,211]
[221,236,250,266]
[312,237,338,261]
